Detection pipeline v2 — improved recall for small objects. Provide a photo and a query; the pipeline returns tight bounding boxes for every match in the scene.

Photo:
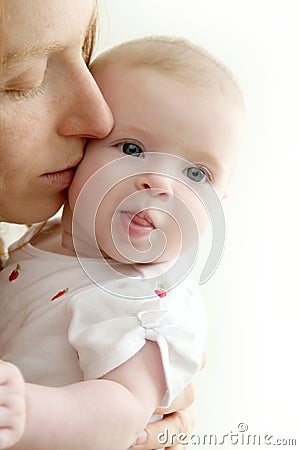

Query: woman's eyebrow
[3,43,66,69]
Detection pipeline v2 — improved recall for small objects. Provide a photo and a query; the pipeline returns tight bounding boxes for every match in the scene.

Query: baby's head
[67,37,244,263]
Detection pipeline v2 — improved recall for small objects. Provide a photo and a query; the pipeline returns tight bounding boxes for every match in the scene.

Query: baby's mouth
[121,211,155,238]
[130,211,154,227]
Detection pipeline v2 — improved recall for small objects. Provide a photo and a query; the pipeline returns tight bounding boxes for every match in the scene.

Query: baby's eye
[118,142,144,157]
[184,166,208,183]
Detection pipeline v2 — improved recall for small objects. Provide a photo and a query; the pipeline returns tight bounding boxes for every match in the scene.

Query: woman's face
[0,0,113,223]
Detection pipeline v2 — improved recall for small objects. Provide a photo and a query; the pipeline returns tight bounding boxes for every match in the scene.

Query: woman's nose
[135,174,174,199]
[57,64,114,139]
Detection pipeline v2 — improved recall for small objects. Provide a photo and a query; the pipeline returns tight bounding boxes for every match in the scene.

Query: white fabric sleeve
[67,279,206,407]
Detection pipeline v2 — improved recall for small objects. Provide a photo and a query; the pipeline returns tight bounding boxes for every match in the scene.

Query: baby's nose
[135,174,174,199]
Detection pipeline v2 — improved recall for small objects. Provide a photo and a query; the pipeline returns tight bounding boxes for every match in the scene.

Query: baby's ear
[222,191,229,200]
[221,183,232,200]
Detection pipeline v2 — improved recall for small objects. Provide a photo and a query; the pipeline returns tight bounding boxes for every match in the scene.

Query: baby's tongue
[131,212,152,227]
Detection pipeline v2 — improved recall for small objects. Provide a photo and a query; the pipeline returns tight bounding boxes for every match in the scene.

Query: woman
[0,1,195,449]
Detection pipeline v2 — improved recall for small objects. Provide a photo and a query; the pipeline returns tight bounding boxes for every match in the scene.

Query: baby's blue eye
[121,143,143,157]
[185,167,207,183]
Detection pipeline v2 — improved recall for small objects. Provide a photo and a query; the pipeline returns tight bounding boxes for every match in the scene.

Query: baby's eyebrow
[3,43,66,70]
[193,152,225,173]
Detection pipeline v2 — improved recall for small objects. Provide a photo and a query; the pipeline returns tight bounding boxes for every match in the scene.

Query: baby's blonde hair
[96,36,244,107]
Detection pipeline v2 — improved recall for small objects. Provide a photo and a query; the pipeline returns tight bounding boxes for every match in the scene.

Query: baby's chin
[98,243,179,266]
[98,246,131,264]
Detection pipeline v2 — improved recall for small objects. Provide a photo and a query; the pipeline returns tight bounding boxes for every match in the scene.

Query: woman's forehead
[1,0,96,56]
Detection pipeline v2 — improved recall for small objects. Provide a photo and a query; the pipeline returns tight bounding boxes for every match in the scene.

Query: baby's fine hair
[95,36,244,107]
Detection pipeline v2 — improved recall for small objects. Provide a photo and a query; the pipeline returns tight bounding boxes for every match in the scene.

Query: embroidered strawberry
[155,290,166,298]
[51,288,69,301]
[9,264,20,282]
[154,283,167,298]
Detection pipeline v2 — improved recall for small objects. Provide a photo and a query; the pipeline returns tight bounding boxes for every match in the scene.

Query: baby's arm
[9,341,165,450]
[0,362,25,450]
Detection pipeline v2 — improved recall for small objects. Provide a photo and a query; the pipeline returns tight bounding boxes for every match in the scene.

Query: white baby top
[0,228,207,407]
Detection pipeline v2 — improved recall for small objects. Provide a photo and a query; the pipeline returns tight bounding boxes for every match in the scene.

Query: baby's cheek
[165,219,182,259]
[68,161,97,212]
[195,207,210,235]
[182,188,210,236]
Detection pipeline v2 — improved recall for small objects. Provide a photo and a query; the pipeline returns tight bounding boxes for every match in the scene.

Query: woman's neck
[30,220,76,256]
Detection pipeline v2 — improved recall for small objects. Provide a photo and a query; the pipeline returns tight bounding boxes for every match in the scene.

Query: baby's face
[68,59,244,263]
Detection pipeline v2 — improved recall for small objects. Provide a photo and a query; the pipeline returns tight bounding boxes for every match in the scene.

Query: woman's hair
[0,236,5,269]
[0,0,6,269]
[0,222,47,270]
[0,0,5,72]
[82,15,97,65]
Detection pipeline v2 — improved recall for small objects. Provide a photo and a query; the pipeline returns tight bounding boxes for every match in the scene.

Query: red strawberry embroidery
[9,264,20,282]
[51,288,69,301]
[154,283,167,298]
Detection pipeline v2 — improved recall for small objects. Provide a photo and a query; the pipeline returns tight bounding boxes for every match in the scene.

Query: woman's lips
[40,167,76,188]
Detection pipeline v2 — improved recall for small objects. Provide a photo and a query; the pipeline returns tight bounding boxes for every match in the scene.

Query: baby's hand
[0,361,25,449]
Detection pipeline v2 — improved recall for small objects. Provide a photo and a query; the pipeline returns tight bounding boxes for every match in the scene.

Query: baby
[0,37,244,450]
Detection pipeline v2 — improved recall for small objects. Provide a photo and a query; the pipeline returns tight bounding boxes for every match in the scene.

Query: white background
[96,1,300,447]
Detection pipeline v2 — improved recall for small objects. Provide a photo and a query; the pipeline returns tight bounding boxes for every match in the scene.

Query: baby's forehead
[92,49,244,116]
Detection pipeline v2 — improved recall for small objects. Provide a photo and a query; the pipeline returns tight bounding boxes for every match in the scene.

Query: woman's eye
[184,166,208,183]
[2,58,47,101]
[118,143,144,157]
[4,85,45,100]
